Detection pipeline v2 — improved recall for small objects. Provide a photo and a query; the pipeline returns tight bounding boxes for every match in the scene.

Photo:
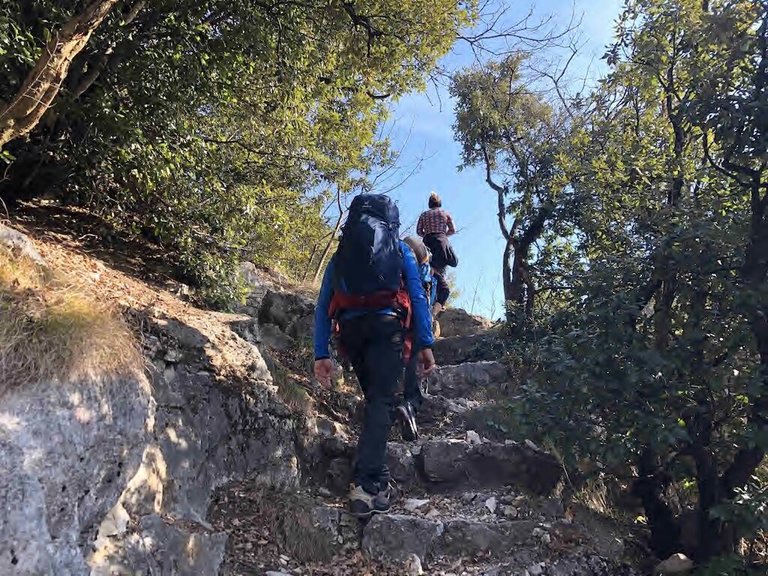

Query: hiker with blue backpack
[314,194,436,518]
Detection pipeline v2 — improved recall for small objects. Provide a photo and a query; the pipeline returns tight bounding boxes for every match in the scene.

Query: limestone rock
[654,553,694,575]
[387,442,417,486]
[467,430,483,445]
[91,515,227,575]
[404,553,424,575]
[363,514,444,561]
[427,361,511,400]
[404,498,431,512]
[0,223,45,266]
[439,519,536,557]
[0,374,153,575]
[420,438,562,495]
[258,289,315,343]
[433,332,502,365]
[438,308,492,337]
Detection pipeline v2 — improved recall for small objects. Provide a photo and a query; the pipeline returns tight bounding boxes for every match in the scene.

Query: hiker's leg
[434,270,450,307]
[338,317,375,491]
[403,349,423,412]
[354,315,403,492]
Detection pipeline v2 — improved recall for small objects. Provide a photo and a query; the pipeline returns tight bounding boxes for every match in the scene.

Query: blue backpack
[334,194,402,295]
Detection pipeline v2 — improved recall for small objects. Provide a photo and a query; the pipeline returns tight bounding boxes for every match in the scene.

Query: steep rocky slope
[1,218,644,576]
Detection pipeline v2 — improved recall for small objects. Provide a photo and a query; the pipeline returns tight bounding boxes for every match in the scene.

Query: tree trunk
[633,449,682,558]
[502,238,514,302]
[721,183,768,499]
[0,0,119,148]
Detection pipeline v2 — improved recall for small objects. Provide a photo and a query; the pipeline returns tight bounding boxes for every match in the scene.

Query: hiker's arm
[401,242,435,350]
[446,213,456,236]
[313,258,335,360]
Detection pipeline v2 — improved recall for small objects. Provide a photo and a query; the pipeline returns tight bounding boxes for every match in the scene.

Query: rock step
[427,360,513,400]
[320,437,562,496]
[214,483,637,575]
[433,331,504,365]
[419,395,522,441]
[363,513,538,562]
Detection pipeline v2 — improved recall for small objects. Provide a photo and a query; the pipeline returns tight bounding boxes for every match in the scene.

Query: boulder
[0,374,153,575]
[0,223,45,266]
[420,439,562,495]
[654,554,694,575]
[438,308,492,337]
[258,290,315,344]
[433,332,503,365]
[387,442,417,487]
[427,361,512,400]
[439,519,536,557]
[363,515,444,561]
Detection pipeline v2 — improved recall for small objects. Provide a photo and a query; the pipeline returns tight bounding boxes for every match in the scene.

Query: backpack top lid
[345,193,400,230]
[336,194,402,296]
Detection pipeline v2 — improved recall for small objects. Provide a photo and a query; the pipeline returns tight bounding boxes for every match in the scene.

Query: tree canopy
[0,0,472,304]
[451,0,767,568]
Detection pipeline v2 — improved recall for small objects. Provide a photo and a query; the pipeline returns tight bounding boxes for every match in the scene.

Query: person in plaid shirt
[417,192,456,237]
[416,192,458,318]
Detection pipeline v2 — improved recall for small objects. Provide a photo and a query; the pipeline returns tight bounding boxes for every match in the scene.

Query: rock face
[91,313,300,574]
[258,290,315,347]
[438,308,492,338]
[0,374,153,575]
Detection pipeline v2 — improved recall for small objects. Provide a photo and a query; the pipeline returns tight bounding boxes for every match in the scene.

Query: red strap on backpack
[329,284,415,364]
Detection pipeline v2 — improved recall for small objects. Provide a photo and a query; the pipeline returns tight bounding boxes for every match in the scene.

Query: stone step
[363,513,538,562]
[433,331,504,365]
[362,505,635,574]
[427,360,513,400]
[214,484,634,575]
[419,395,523,441]
[319,436,562,496]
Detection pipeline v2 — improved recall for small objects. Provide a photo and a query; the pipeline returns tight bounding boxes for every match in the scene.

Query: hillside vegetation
[1,0,767,573]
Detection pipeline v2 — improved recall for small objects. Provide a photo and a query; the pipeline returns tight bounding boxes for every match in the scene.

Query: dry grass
[0,247,142,396]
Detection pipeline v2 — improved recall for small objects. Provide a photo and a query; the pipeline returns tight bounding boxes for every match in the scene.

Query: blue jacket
[418,262,437,306]
[314,241,435,360]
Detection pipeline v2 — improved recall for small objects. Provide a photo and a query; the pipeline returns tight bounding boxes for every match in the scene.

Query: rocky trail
[0,223,642,575]
[210,305,640,576]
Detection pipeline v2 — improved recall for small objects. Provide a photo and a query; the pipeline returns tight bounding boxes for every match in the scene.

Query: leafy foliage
[0,0,472,305]
[451,55,579,325]
[454,0,768,567]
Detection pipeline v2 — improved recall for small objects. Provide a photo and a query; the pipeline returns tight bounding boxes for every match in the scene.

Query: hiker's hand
[418,348,436,376]
[314,359,333,388]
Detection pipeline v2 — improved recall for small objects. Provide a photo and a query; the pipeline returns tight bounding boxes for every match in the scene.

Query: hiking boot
[348,485,376,518]
[396,401,419,441]
[373,482,398,514]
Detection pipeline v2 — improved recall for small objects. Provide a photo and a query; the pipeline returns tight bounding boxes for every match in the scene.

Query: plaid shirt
[417,208,455,237]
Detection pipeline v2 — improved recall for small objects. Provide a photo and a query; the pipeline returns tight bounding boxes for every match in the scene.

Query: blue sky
[383,0,624,318]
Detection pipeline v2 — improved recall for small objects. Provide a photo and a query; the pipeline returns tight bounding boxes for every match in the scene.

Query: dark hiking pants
[433,270,450,307]
[403,347,425,412]
[339,314,403,494]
